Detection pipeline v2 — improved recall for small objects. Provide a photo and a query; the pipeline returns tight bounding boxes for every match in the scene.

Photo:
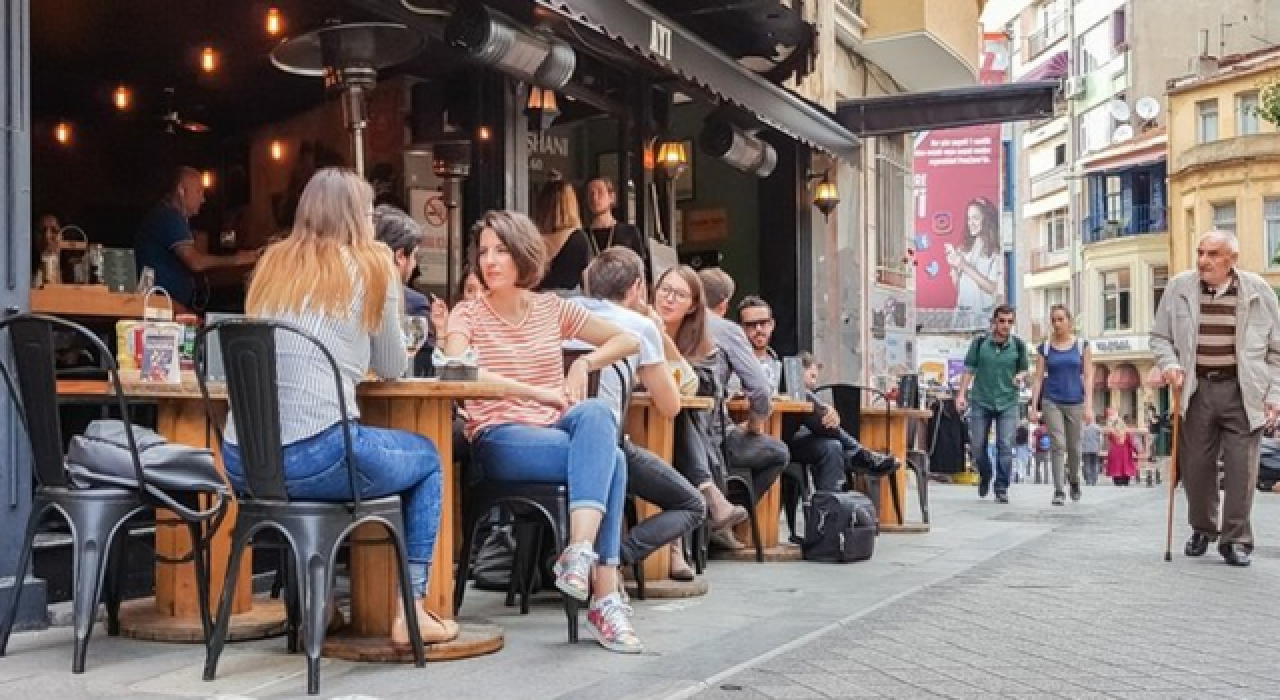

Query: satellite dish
[1135,96,1162,121]
[1113,124,1135,143]
[1109,99,1131,122]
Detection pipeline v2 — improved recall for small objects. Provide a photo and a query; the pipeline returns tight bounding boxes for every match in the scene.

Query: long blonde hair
[246,168,395,332]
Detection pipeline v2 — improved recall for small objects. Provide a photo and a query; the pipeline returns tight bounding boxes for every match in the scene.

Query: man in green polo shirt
[956,305,1029,503]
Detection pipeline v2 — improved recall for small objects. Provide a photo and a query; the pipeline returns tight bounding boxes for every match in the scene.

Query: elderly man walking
[1150,230,1280,567]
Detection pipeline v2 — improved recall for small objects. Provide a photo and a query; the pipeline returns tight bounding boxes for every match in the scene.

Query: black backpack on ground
[802,490,877,563]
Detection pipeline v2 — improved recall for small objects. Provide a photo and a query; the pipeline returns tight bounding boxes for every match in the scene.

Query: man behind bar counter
[135,166,259,311]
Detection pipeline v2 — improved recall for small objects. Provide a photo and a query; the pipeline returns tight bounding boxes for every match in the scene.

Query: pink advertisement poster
[914,43,1007,332]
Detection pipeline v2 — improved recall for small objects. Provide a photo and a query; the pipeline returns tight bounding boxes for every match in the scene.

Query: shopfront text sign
[1091,335,1150,356]
[650,19,672,61]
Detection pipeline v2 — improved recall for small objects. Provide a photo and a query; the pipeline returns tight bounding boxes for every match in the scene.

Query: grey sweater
[708,313,773,421]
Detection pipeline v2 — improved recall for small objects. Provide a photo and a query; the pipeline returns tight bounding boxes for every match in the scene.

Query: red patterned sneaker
[553,541,596,602]
[587,594,643,654]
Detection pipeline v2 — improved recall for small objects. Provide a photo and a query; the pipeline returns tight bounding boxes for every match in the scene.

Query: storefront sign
[683,208,728,245]
[1090,335,1150,357]
[409,188,449,288]
[913,42,1007,333]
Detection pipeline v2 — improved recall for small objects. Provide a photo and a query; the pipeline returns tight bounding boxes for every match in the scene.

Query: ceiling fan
[158,87,211,134]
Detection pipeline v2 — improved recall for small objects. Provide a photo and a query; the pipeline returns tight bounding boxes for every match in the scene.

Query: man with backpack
[956,305,1029,503]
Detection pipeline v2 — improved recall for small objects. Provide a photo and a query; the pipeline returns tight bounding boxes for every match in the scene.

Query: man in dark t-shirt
[135,166,258,310]
[585,177,650,277]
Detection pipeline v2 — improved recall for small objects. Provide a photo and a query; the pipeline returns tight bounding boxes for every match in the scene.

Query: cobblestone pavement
[684,483,1280,700]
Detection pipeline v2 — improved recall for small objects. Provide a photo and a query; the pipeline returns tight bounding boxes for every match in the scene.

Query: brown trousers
[1178,377,1261,551]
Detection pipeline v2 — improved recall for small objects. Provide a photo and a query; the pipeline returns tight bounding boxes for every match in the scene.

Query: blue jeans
[223,422,443,595]
[470,399,627,566]
[967,404,1018,495]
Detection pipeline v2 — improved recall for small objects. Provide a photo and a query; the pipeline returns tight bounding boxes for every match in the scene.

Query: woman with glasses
[651,266,748,535]
[443,210,644,653]
[222,168,455,647]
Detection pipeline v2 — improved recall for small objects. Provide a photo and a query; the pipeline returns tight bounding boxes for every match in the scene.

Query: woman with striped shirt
[443,210,642,653]
[222,168,455,647]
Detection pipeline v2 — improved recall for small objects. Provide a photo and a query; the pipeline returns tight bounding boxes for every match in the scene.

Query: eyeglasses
[655,284,691,302]
[742,319,773,329]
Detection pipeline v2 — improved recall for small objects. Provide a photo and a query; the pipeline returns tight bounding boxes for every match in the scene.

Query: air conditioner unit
[1064,76,1087,100]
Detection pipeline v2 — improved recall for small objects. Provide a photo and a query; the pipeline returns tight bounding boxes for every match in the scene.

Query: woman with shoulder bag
[1028,304,1094,506]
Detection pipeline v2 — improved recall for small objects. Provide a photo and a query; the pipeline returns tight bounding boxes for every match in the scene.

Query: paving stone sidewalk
[685,484,1280,700]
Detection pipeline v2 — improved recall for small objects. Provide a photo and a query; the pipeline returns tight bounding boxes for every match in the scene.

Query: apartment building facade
[995,0,1274,420]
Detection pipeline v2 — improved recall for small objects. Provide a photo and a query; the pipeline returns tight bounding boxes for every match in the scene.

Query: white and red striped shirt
[448,293,590,437]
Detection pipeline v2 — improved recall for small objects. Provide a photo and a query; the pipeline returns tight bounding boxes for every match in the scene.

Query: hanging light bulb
[477,125,493,141]
[201,45,218,73]
[113,84,132,111]
[266,7,284,36]
[270,140,285,161]
[201,171,215,189]
[55,121,73,145]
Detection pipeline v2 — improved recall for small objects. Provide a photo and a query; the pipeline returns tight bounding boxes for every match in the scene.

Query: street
[3,479,1278,699]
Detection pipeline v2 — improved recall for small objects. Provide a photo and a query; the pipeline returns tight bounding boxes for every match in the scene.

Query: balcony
[1031,246,1070,272]
[1024,17,1067,59]
[858,0,983,90]
[1082,205,1168,245]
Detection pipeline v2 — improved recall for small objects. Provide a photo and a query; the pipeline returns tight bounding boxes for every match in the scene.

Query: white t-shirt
[566,297,665,423]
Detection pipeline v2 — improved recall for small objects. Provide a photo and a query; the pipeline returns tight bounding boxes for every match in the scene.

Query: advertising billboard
[913,43,1008,332]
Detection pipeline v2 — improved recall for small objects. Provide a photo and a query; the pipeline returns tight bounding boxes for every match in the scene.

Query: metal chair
[196,318,424,696]
[0,313,226,673]
[454,352,631,640]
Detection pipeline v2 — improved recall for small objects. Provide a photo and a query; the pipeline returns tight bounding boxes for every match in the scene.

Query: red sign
[914,44,1008,332]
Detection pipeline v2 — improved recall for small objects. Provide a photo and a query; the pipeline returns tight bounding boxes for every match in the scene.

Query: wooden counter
[32,285,148,318]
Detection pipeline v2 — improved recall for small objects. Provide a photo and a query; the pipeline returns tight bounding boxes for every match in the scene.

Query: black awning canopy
[536,0,858,159]
[836,81,1061,137]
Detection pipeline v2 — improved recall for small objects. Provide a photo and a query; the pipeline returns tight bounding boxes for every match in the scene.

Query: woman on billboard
[945,196,1004,328]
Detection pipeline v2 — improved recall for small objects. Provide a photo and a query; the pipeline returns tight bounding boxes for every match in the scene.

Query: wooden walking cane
[1164,383,1182,562]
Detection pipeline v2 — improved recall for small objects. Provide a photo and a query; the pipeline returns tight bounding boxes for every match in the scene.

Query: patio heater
[431,139,471,303]
[271,21,424,176]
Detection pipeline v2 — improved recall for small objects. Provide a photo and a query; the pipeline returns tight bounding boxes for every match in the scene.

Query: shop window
[875,136,910,286]
[1197,100,1219,143]
[1266,198,1280,269]
[1043,208,1067,252]
[1211,201,1236,233]
[1152,265,1168,313]
[1102,268,1131,331]
[1238,92,1260,136]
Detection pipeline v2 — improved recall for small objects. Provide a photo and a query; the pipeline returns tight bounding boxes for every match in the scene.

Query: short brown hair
[698,267,735,309]
[469,210,547,290]
[534,180,582,233]
[585,246,644,302]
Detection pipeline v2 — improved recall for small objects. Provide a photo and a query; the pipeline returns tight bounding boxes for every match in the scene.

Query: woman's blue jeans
[223,422,442,596]
[470,399,627,566]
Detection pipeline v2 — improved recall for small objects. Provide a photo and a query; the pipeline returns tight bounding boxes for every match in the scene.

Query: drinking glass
[400,315,430,378]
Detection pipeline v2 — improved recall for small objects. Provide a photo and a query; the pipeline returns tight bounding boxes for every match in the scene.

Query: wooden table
[624,393,714,598]
[724,397,813,561]
[852,405,934,533]
[57,378,509,660]
[327,379,508,662]
[57,380,287,642]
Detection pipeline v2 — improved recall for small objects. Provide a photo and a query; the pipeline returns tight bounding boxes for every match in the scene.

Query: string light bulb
[266,7,283,36]
[270,140,285,161]
[201,171,215,189]
[201,45,218,73]
[477,126,492,141]
[55,121,73,145]
[113,85,132,111]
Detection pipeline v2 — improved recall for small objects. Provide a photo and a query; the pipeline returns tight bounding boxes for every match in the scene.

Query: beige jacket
[1150,268,1280,430]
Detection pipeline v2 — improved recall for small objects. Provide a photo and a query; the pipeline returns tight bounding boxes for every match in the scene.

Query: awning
[535,0,859,159]
[1108,363,1141,391]
[1020,51,1069,83]
[836,81,1061,137]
